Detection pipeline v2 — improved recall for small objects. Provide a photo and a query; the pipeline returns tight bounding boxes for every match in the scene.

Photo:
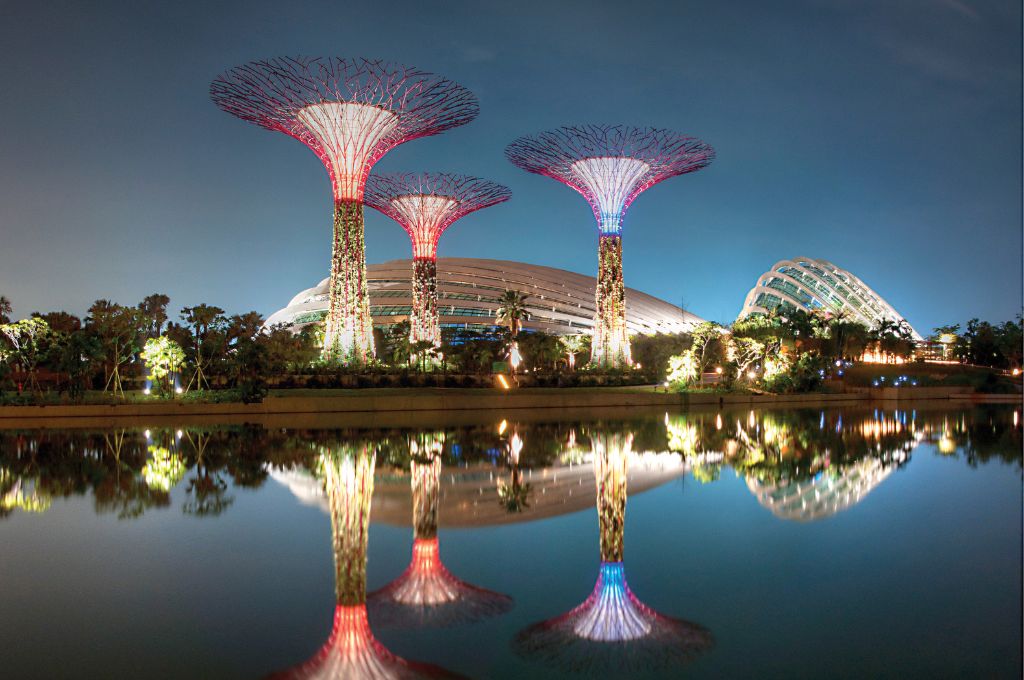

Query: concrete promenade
[0,385,1011,424]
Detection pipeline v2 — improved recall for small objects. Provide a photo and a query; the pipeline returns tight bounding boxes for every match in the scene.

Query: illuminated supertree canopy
[211,57,478,364]
[505,125,714,368]
[369,432,513,627]
[363,174,510,348]
[513,430,712,673]
[271,441,459,680]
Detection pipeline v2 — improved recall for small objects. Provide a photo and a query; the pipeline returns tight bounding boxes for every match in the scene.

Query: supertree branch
[505,124,713,233]
[505,125,712,370]
[211,58,478,364]
[211,58,479,201]
[512,429,713,673]
[368,432,513,628]
[364,173,511,347]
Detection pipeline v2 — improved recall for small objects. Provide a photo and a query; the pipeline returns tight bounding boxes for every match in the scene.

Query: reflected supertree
[369,432,512,627]
[211,58,478,364]
[271,439,460,679]
[514,430,712,673]
[363,174,510,355]
[506,125,713,368]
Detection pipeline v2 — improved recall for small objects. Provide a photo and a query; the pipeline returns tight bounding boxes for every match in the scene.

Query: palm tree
[138,294,171,338]
[496,290,530,337]
[180,305,226,391]
[560,334,587,371]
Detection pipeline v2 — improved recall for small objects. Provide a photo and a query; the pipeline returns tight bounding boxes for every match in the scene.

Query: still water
[1,404,1020,679]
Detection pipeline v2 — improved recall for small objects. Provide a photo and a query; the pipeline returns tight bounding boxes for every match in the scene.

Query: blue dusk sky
[0,0,1020,333]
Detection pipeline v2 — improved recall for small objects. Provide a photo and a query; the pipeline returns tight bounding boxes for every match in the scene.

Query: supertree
[363,173,511,354]
[368,432,513,626]
[269,440,460,680]
[513,430,713,674]
[505,125,714,368]
[211,58,479,364]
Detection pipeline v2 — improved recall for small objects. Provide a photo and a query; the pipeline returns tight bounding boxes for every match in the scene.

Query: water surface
[1,404,1020,679]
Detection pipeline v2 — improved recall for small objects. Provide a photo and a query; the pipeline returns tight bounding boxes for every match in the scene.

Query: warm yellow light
[497,375,511,390]
[715,366,722,374]
[498,419,508,435]
[939,333,956,344]
[1012,368,1021,376]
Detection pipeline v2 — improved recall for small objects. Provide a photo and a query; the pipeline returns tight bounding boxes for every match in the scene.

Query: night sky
[0,0,1020,334]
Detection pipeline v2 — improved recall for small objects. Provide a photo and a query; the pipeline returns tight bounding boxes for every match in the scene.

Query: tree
[666,351,699,387]
[55,331,103,400]
[869,319,915,360]
[496,290,530,337]
[381,320,412,367]
[138,294,171,338]
[0,317,51,393]
[519,332,561,371]
[559,334,588,371]
[630,332,688,379]
[929,324,961,361]
[997,316,1022,369]
[0,296,11,324]
[86,300,144,397]
[180,305,227,391]
[689,322,726,376]
[33,311,81,334]
[140,336,186,397]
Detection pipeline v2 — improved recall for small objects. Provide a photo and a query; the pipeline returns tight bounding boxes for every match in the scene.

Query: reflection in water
[514,430,713,673]
[368,432,513,627]
[746,456,895,521]
[665,409,928,520]
[271,439,459,680]
[497,429,531,513]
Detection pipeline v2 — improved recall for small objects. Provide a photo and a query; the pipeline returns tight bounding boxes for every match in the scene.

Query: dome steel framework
[737,257,921,340]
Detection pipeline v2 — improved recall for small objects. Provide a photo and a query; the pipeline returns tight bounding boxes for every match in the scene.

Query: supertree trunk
[411,453,442,540]
[591,234,631,369]
[323,200,375,364]
[594,432,630,563]
[410,257,440,348]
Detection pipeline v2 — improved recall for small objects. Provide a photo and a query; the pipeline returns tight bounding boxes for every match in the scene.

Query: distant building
[266,257,703,337]
[737,257,921,340]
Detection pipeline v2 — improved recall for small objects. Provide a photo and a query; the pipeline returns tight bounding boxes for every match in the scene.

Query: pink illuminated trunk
[410,257,440,347]
[323,199,375,365]
[591,234,631,368]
